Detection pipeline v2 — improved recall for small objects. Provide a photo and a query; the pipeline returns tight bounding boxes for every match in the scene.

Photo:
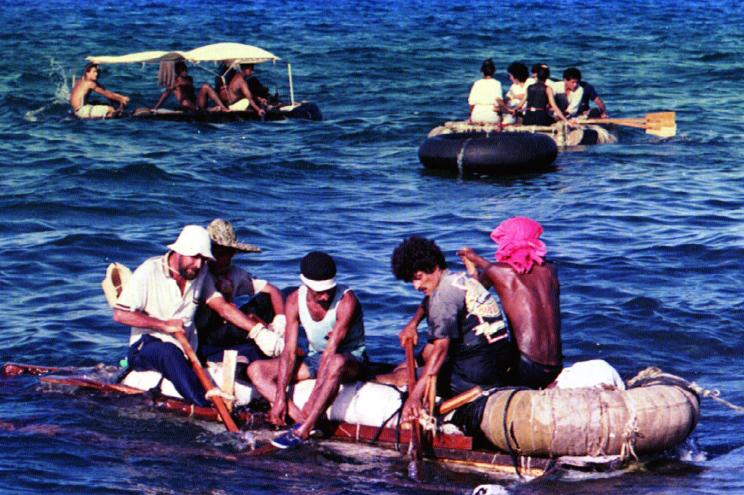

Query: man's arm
[206,295,264,332]
[113,308,184,334]
[403,337,449,421]
[261,282,286,331]
[93,84,130,107]
[594,95,608,117]
[271,291,300,424]
[399,303,426,346]
[152,89,171,111]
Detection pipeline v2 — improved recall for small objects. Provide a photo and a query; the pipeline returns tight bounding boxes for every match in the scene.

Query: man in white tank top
[247,251,367,449]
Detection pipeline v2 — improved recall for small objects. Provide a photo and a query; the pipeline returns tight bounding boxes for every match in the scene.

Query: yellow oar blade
[646,125,677,138]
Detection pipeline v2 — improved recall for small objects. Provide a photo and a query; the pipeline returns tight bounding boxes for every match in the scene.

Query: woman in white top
[468,58,506,124]
[503,61,530,125]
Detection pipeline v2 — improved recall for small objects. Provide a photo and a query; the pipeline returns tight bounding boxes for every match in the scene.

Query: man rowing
[70,63,129,119]
[458,217,563,389]
[113,225,281,407]
[152,61,229,112]
[554,67,609,119]
[196,218,285,364]
[387,236,517,424]
[218,63,267,117]
[247,251,367,449]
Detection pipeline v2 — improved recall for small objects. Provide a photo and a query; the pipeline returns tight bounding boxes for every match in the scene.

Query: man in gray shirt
[390,236,517,423]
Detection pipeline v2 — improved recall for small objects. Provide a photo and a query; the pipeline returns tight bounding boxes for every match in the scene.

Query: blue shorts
[302,351,367,379]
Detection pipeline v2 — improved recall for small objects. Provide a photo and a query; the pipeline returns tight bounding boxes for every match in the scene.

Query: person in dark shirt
[388,236,517,423]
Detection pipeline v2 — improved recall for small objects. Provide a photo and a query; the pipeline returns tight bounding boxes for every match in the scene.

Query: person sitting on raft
[565,67,609,119]
[384,236,517,424]
[468,58,509,124]
[113,225,282,407]
[458,217,563,389]
[522,64,568,126]
[195,218,285,365]
[70,63,130,119]
[248,251,368,449]
[152,61,229,112]
[502,61,530,125]
[218,63,267,118]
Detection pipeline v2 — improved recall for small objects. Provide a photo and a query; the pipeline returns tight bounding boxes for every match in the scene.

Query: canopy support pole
[287,63,295,106]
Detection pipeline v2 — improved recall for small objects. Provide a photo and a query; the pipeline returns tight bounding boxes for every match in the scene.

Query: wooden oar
[438,386,484,415]
[172,331,240,433]
[404,339,423,461]
[583,111,676,137]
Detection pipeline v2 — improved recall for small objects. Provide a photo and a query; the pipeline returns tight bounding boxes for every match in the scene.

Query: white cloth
[552,81,585,117]
[74,104,111,119]
[553,359,625,390]
[468,78,503,124]
[229,98,251,111]
[116,254,220,353]
[503,81,528,124]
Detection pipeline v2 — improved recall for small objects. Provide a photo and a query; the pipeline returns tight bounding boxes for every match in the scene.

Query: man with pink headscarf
[458,217,562,389]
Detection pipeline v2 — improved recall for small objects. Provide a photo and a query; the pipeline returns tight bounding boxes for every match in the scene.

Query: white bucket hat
[167,225,215,260]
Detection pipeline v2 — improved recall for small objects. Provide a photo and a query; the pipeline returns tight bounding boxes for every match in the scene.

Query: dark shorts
[438,345,517,398]
[515,354,562,389]
[302,351,368,379]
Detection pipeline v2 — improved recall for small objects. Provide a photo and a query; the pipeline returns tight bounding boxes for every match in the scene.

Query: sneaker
[291,422,321,438]
[270,429,306,450]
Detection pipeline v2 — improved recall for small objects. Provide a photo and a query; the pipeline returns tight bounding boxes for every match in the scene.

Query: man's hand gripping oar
[171,331,240,433]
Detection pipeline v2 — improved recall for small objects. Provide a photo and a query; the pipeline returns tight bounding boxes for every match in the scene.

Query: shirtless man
[247,251,367,449]
[70,63,129,119]
[152,62,228,112]
[458,217,562,389]
[219,63,267,117]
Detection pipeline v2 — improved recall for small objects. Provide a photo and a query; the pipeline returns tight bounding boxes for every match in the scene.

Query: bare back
[484,262,561,366]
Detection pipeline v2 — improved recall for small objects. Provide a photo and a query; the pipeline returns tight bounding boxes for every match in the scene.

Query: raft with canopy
[84,42,322,122]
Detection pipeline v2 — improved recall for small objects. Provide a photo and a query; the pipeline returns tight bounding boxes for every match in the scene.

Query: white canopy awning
[86,42,280,65]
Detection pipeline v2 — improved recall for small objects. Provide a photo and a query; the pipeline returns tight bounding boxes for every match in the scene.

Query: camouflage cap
[207,218,261,253]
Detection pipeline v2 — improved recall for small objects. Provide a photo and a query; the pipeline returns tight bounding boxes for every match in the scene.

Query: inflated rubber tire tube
[418,132,558,175]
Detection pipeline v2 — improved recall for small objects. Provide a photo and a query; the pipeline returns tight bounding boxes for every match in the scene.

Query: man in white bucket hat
[248,251,367,449]
[113,224,277,407]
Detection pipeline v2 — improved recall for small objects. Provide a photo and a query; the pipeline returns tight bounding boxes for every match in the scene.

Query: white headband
[300,274,337,292]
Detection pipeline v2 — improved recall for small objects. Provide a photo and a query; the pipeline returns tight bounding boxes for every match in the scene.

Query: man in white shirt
[114,224,276,406]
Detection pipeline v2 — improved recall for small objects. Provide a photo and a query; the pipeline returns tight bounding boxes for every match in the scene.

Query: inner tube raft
[418,131,558,176]
[479,369,700,457]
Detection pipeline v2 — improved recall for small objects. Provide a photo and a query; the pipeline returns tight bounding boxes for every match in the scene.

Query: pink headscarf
[490,217,547,274]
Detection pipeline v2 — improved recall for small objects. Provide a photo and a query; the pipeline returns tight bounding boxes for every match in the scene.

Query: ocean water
[1,0,743,493]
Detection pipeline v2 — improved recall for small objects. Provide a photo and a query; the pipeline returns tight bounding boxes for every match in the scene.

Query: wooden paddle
[404,339,423,461]
[582,111,676,137]
[172,331,240,433]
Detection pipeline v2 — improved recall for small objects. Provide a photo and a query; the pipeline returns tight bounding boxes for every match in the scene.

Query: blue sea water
[0,0,743,493]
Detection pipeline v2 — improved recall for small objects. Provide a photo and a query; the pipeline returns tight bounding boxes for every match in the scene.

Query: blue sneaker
[291,422,321,438]
[271,428,306,449]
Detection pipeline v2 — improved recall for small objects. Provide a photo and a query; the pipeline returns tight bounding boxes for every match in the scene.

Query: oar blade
[646,125,677,138]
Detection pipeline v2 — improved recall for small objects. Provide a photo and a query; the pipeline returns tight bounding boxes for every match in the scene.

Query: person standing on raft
[389,236,517,423]
[248,251,367,449]
[458,217,562,389]
[70,63,130,119]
